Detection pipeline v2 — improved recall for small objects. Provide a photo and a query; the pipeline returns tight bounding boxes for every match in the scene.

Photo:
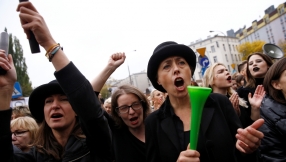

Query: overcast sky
[0,0,285,88]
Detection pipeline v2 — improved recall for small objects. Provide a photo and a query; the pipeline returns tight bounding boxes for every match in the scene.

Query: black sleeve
[213,94,242,135]
[55,62,112,162]
[0,109,35,162]
[212,94,245,160]
[237,87,255,128]
[145,112,161,162]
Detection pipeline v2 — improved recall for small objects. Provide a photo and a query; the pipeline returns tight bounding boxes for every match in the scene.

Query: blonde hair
[104,97,111,105]
[203,63,248,108]
[11,116,39,143]
[150,89,158,99]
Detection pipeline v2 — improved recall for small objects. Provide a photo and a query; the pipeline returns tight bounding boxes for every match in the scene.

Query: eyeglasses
[116,101,143,114]
[11,130,29,137]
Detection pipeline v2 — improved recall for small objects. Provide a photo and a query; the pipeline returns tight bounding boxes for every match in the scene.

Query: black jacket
[0,62,112,162]
[259,95,286,162]
[145,93,243,162]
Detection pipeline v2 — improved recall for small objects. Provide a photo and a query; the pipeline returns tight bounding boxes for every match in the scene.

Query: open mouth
[130,117,138,121]
[174,78,184,87]
[130,117,139,125]
[253,67,260,72]
[51,113,63,119]
[226,76,231,81]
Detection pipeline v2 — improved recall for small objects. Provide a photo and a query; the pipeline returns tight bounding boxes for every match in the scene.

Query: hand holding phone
[19,0,41,54]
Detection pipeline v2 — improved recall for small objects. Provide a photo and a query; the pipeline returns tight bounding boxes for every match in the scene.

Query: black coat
[145,93,243,162]
[259,95,286,162]
[0,62,112,162]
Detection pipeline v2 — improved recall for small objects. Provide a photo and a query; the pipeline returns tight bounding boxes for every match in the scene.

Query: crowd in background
[1,1,286,162]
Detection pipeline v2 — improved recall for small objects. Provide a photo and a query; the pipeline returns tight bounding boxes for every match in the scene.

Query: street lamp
[209,30,226,36]
[127,50,136,85]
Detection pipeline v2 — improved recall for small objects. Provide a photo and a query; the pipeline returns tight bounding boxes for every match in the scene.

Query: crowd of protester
[0,1,285,162]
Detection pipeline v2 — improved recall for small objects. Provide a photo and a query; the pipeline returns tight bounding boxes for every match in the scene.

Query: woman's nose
[12,134,17,141]
[128,107,135,114]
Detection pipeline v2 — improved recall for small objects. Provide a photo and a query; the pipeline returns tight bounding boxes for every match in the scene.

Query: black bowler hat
[28,80,65,122]
[147,41,197,92]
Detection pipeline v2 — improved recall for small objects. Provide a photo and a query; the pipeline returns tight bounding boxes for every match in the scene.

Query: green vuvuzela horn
[187,86,211,150]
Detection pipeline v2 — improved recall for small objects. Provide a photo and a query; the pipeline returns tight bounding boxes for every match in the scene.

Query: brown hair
[235,74,244,88]
[263,57,286,104]
[246,53,273,88]
[111,85,150,127]
[238,60,247,73]
[32,119,85,160]
[12,106,32,119]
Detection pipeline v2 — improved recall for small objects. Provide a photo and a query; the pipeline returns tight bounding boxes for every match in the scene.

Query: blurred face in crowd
[11,113,18,120]
[11,127,31,152]
[240,63,247,77]
[272,70,286,100]
[157,56,192,98]
[152,90,164,106]
[104,103,112,114]
[248,55,269,78]
[232,79,238,91]
[212,65,232,90]
[116,93,144,130]
[44,94,76,131]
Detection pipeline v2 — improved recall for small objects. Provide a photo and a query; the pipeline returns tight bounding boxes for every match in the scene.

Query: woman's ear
[157,80,161,85]
[271,80,281,90]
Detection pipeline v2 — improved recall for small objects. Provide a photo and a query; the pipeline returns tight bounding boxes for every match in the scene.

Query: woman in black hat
[145,41,264,162]
[0,2,111,162]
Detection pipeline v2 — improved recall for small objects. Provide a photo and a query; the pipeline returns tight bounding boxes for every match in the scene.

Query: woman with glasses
[11,116,39,152]
[91,52,150,162]
[110,85,150,162]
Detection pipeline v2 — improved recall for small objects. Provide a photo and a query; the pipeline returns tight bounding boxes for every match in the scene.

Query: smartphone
[19,0,41,54]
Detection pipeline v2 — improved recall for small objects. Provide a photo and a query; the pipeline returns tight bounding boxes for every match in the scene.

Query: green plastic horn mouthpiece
[187,86,211,150]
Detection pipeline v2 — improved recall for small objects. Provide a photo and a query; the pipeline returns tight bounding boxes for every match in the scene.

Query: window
[223,44,226,51]
[213,56,218,63]
[225,54,228,62]
[227,65,231,72]
[211,46,216,53]
[216,41,219,48]
[233,45,235,51]
[231,54,234,62]
[235,55,238,61]
[265,18,269,23]
[228,44,232,51]
[280,7,285,14]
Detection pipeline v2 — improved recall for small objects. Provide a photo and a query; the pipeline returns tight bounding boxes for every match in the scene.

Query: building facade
[236,2,286,45]
[189,35,241,81]
[111,72,152,93]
